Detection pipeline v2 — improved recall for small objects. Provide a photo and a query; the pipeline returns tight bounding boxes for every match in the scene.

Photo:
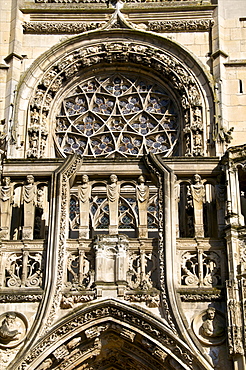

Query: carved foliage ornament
[29,42,203,158]
[22,20,213,34]
[23,22,105,34]
[42,155,82,334]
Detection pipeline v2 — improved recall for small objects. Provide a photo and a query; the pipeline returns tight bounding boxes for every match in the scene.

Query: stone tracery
[26,40,206,159]
[55,74,179,157]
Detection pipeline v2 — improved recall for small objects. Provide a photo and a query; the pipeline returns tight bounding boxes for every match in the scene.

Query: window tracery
[55,74,179,157]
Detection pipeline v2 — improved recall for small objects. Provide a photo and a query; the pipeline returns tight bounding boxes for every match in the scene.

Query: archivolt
[17,299,196,370]
[14,29,215,159]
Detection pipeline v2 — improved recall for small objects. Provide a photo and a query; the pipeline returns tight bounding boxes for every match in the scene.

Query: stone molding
[22,21,105,34]
[0,294,43,302]
[42,154,83,333]
[16,300,194,370]
[28,41,204,158]
[22,19,213,34]
[147,19,214,32]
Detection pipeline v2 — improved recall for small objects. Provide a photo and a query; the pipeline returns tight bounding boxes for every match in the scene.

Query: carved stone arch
[12,29,215,160]
[15,299,204,370]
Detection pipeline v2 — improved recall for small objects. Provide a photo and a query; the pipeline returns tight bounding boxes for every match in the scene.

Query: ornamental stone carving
[23,22,105,34]
[147,19,214,32]
[28,42,204,159]
[78,175,91,239]
[136,175,149,238]
[94,234,128,296]
[107,174,120,235]
[0,312,28,349]
[22,175,37,240]
[0,177,13,240]
[192,308,226,345]
[189,174,205,237]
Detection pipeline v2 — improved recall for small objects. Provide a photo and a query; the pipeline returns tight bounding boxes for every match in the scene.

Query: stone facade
[0,0,246,369]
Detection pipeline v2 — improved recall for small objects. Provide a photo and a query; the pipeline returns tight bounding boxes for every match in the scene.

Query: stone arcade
[0,0,246,369]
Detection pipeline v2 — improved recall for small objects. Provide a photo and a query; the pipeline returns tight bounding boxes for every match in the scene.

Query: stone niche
[94,234,128,298]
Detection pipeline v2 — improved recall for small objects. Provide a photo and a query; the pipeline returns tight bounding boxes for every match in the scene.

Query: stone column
[78,174,91,239]
[107,174,120,235]
[190,174,205,237]
[0,177,13,240]
[22,175,37,240]
[136,175,149,238]
[174,177,180,238]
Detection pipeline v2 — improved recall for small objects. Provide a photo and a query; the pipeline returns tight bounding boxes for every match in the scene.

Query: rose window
[55,74,179,157]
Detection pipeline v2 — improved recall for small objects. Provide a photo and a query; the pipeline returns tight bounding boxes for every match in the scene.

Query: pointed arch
[16,299,202,370]
[13,29,215,159]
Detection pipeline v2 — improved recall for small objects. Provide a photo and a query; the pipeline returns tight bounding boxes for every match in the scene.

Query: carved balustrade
[0,244,44,289]
[178,247,225,288]
[63,237,159,306]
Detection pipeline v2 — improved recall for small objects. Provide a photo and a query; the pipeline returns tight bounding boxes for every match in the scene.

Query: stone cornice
[23,21,105,33]
[147,19,214,32]
[22,18,214,34]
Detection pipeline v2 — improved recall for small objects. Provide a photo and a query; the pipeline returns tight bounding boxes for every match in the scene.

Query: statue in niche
[22,175,37,240]
[0,177,13,240]
[0,313,21,344]
[193,131,203,156]
[201,308,225,339]
[107,174,120,234]
[30,108,40,125]
[190,174,205,237]
[78,174,91,239]
[136,175,149,238]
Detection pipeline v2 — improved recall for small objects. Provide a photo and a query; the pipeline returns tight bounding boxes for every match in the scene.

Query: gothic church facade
[0,0,246,369]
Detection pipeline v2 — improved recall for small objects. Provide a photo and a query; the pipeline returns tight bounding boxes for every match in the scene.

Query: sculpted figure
[190,174,205,237]
[201,307,225,338]
[107,174,120,234]
[78,175,91,239]
[0,177,13,240]
[23,175,37,239]
[136,175,149,238]
[0,313,21,344]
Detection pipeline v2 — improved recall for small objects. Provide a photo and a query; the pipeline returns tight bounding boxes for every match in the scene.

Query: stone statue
[215,174,226,237]
[22,175,37,240]
[107,174,120,234]
[78,174,91,239]
[136,175,149,238]
[201,307,225,338]
[190,174,205,237]
[0,177,13,240]
[0,313,21,344]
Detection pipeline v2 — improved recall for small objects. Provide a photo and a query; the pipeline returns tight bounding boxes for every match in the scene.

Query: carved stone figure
[107,174,120,235]
[192,307,226,346]
[0,313,21,344]
[0,177,13,240]
[136,175,149,238]
[78,174,91,239]
[201,308,225,339]
[22,175,37,240]
[190,174,205,237]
